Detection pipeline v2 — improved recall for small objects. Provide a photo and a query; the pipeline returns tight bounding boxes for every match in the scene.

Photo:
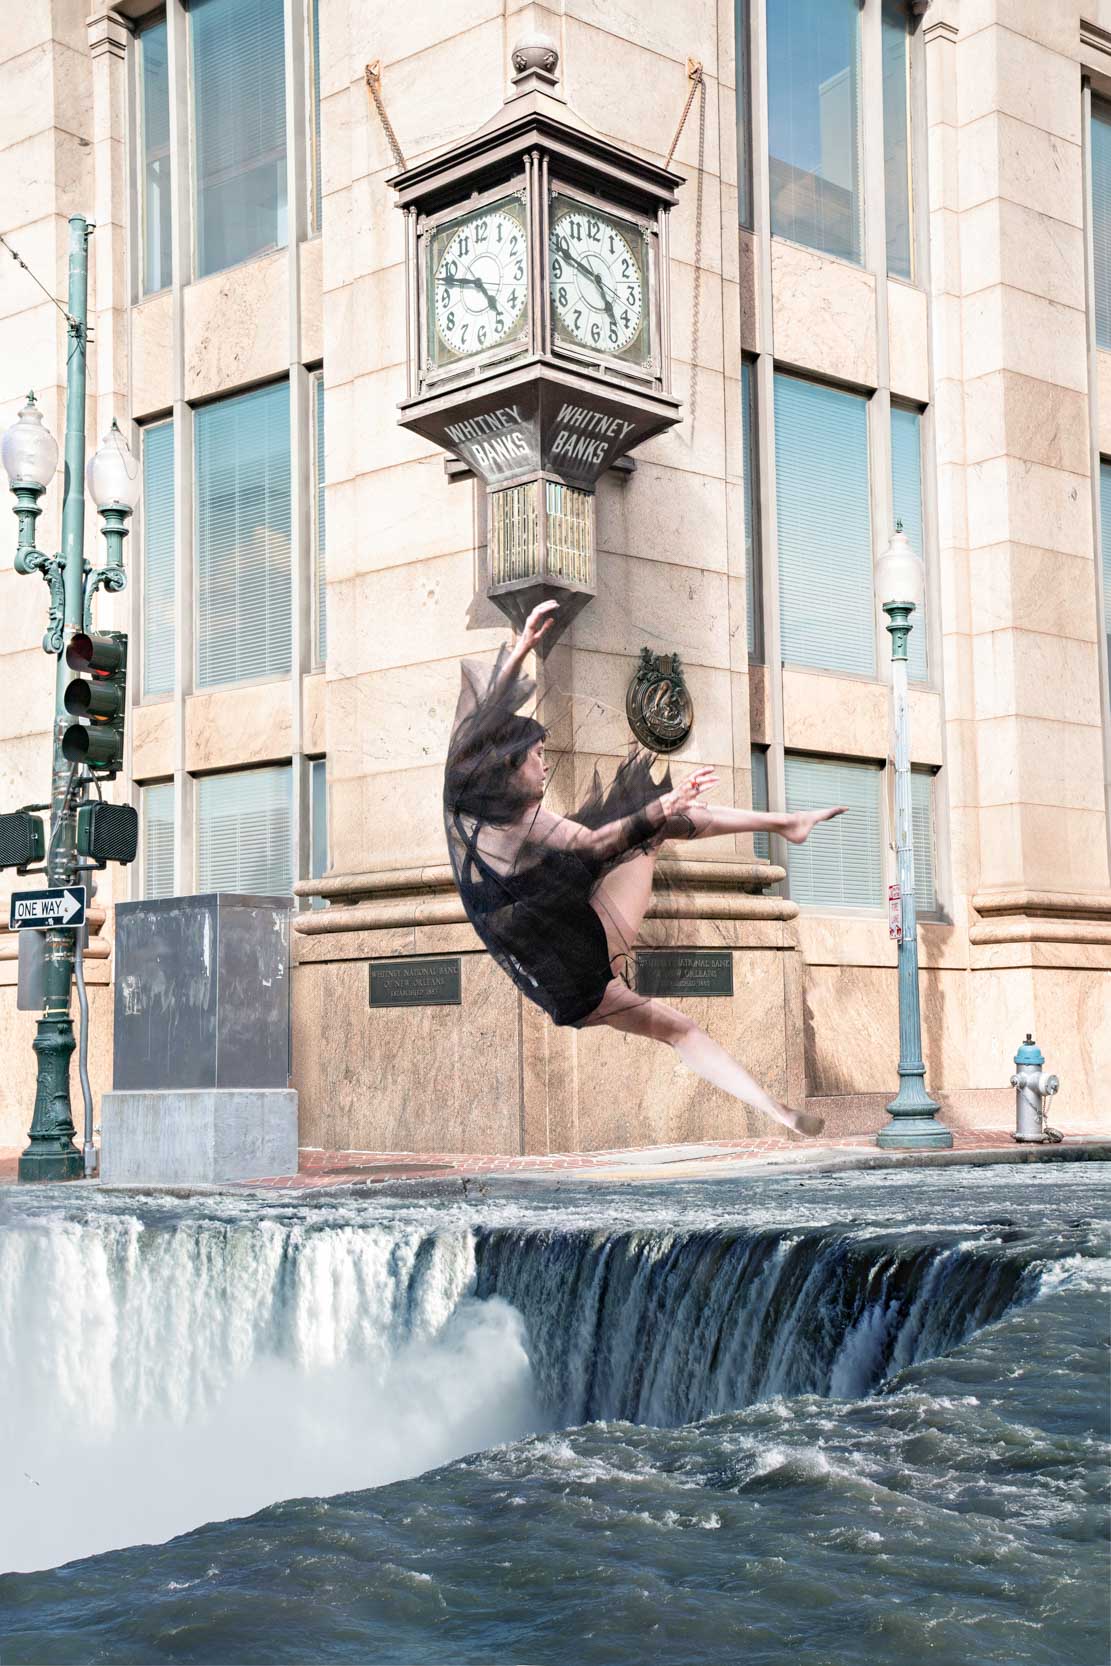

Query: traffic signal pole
[18,217,93,1182]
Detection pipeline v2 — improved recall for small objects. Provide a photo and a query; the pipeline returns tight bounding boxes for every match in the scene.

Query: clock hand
[553,241,621,320]
[450,274,502,314]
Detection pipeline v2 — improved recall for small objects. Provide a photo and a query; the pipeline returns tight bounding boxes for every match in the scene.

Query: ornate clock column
[389,38,683,639]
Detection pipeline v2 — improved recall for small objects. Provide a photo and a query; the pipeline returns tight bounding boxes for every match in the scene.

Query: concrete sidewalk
[2,1128,1108,1191]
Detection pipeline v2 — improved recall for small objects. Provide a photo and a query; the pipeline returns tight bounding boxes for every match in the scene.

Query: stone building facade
[0,0,1108,1153]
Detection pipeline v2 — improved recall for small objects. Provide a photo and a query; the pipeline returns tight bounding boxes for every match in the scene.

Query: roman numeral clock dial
[431,202,528,366]
[549,203,646,360]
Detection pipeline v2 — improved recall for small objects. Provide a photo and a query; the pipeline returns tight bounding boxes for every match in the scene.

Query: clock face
[549,203,646,359]
[430,201,528,364]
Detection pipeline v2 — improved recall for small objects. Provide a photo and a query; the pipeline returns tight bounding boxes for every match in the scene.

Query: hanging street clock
[389,36,683,636]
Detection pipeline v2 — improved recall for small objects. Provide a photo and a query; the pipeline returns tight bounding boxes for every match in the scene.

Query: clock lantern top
[389,37,684,493]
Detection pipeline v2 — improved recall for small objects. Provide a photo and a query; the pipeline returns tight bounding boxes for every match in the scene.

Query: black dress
[443,651,670,1028]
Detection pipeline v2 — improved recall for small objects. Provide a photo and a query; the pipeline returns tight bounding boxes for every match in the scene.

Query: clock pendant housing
[390,39,683,639]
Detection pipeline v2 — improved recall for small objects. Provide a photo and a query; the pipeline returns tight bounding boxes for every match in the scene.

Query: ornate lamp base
[876,1075,953,1149]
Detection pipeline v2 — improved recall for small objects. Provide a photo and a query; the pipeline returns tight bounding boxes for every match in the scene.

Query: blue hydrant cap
[1014,1033,1044,1066]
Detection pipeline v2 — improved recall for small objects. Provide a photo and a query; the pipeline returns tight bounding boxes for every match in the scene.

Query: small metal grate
[544,481,594,587]
[488,482,539,586]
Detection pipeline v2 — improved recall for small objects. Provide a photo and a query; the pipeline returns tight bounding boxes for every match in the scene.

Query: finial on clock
[510,34,560,95]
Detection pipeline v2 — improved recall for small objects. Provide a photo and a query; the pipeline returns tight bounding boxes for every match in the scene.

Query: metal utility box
[112,893,292,1091]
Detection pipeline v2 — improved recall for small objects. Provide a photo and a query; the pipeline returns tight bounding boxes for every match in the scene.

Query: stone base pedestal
[291,859,804,1154]
[100,1089,298,1184]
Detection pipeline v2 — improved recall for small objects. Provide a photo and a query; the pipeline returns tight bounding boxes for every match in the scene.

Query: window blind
[191,0,287,278]
[197,765,292,894]
[742,360,760,658]
[195,381,292,688]
[139,18,172,293]
[1092,103,1111,349]
[910,767,938,916]
[1100,461,1111,675]
[890,405,928,683]
[142,782,175,899]
[882,0,912,281]
[775,375,875,677]
[784,753,884,908]
[767,0,863,263]
[751,746,770,861]
[142,421,175,698]
[314,373,326,665]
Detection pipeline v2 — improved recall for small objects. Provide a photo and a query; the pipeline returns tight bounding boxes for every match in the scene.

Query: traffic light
[62,631,128,777]
[76,801,138,865]
[0,811,45,871]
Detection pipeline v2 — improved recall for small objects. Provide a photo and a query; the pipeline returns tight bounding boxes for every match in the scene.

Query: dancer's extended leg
[589,848,659,975]
[582,980,823,1138]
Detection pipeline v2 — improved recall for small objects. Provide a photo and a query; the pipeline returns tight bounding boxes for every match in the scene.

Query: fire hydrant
[1010,1035,1061,1143]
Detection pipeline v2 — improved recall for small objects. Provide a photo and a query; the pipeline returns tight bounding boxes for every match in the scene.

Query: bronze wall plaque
[626,648,694,752]
[369,956,462,1008]
[635,949,733,998]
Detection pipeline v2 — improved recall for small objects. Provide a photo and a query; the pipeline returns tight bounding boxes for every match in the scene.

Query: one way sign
[9,886,87,932]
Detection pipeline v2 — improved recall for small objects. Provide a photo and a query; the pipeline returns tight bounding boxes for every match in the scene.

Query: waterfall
[0,1208,1042,1573]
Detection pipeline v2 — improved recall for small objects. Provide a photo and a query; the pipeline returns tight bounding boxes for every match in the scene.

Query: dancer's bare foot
[783,806,847,845]
[783,1108,825,1138]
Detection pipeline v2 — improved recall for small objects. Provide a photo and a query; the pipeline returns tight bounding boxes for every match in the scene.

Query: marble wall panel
[957,0,1081,60]
[351,22,504,181]
[323,263,407,384]
[956,24,1081,145]
[0,648,53,739]
[303,671,326,755]
[563,19,721,179]
[0,306,63,407]
[573,550,731,670]
[963,372,1090,473]
[130,290,173,419]
[0,734,49,827]
[804,964,966,1096]
[972,629,1102,724]
[324,462,476,584]
[131,700,174,783]
[328,762,448,871]
[958,112,1083,226]
[961,286,1087,391]
[887,281,930,405]
[669,261,725,375]
[0,985,113,1151]
[965,456,1091,558]
[1097,350,1111,459]
[574,950,793,1148]
[977,802,1111,893]
[324,661,461,775]
[326,550,498,682]
[959,197,1086,311]
[976,715,1107,812]
[636,364,728,481]
[596,461,729,573]
[964,963,1111,1124]
[183,250,289,402]
[185,680,292,774]
[370,0,504,77]
[770,239,878,389]
[782,669,888,760]
[293,952,522,1153]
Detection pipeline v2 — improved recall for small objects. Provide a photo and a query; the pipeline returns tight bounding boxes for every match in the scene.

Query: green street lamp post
[874,529,952,1150]
[2,215,141,1182]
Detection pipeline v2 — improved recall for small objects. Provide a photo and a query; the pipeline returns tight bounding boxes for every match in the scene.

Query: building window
[195,381,292,689]
[784,754,884,909]
[890,404,927,683]
[138,16,172,294]
[310,756,328,906]
[735,0,752,230]
[313,372,326,665]
[751,746,770,861]
[1098,461,1111,680]
[197,765,293,894]
[910,767,938,917]
[141,781,175,899]
[742,360,761,658]
[1092,102,1111,349]
[767,0,863,264]
[191,0,287,279]
[882,0,913,281]
[309,0,323,231]
[141,420,175,698]
[774,374,874,677]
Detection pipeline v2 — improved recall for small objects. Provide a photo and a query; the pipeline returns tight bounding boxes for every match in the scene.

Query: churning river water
[0,1164,1108,1665]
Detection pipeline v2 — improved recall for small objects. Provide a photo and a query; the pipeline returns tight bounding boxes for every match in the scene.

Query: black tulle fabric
[443,651,672,1028]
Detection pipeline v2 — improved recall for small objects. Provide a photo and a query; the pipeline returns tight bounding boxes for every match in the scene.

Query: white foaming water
[0,1215,542,1574]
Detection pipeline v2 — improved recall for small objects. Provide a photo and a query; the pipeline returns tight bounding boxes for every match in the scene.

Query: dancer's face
[514,739,547,804]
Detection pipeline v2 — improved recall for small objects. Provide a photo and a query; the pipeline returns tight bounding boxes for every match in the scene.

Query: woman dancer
[444,601,845,1138]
